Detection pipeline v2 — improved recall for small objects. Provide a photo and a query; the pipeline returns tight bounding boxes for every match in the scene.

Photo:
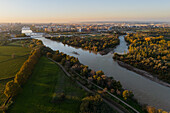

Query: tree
[11,53,15,59]
[60,58,66,65]
[146,106,157,113]
[80,95,103,113]
[46,52,52,58]
[96,70,104,76]
[122,90,133,100]
[4,80,20,97]
[52,54,62,62]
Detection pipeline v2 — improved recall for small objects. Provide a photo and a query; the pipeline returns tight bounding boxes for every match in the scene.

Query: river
[36,36,170,111]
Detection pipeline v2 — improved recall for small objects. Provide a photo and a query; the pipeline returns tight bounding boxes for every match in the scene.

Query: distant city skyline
[0,0,170,23]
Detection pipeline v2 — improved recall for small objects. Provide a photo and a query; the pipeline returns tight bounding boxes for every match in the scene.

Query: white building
[21,26,43,38]
[21,27,33,36]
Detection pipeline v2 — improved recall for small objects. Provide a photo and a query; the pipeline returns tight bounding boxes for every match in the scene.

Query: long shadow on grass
[0,54,30,64]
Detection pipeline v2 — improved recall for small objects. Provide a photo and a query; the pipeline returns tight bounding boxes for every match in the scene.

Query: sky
[0,0,170,23]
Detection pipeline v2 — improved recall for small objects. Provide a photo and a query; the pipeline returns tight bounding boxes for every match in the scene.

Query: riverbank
[117,60,170,88]
[45,35,119,56]
[99,48,114,55]
[48,58,141,113]
[38,36,170,111]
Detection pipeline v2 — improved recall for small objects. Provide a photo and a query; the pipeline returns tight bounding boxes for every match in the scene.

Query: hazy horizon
[0,0,170,23]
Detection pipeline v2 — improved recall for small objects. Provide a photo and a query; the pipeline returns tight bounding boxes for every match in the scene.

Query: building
[21,27,33,36]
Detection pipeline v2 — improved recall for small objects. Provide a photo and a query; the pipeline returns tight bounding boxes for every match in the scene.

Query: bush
[52,54,62,62]
[46,52,52,58]
[4,80,20,98]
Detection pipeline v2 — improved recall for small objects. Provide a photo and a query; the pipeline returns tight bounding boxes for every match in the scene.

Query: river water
[36,36,170,111]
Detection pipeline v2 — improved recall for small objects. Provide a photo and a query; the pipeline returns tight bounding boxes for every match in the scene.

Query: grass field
[0,41,31,107]
[8,57,87,113]
[0,41,31,79]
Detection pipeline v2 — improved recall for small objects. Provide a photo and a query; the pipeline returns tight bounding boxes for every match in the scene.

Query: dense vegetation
[47,49,122,92]
[139,28,170,41]
[80,94,115,113]
[114,33,170,83]
[0,33,10,46]
[46,35,119,53]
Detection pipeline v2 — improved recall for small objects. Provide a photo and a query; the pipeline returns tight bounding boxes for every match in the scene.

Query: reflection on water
[37,36,170,111]
[114,35,129,54]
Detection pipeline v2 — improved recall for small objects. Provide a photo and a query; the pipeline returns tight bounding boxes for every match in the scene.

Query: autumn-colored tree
[52,54,62,62]
[46,52,52,58]
[122,90,133,100]
[96,70,104,76]
[80,95,103,113]
[14,48,41,86]
[4,80,20,97]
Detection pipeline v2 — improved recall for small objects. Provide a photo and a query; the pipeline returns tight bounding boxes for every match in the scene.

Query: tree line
[4,48,42,99]
[46,35,120,52]
[47,49,123,93]
[45,47,144,109]
[46,48,150,112]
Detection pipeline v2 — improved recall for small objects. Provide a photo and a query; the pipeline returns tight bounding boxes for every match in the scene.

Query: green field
[0,42,31,79]
[0,41,31,106]
[8,57,87,113]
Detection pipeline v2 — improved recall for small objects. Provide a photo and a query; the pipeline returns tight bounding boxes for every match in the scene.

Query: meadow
[8,57,87,113]
[0,41,31,106]
[0,41,31,79]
